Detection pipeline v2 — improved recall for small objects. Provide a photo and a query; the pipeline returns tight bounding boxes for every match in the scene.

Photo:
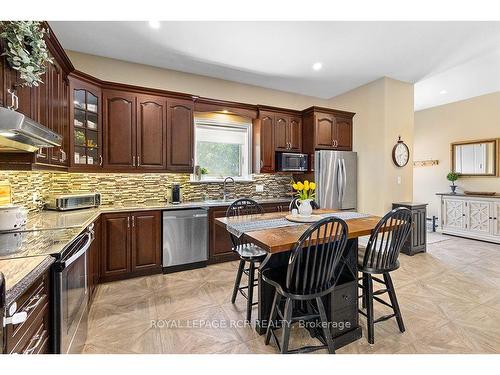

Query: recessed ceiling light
[312,62,323,71]
[439,89,447,95]
[148,21,161,29]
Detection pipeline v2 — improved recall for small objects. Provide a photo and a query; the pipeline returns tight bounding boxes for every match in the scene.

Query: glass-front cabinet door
[69,77,102,169]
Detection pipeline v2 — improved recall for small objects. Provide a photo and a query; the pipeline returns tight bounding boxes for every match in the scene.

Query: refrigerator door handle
[337,158,343,206]
[341,158,347,207]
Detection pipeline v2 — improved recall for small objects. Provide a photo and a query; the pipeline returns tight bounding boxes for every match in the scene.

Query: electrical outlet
[32,192,39,203]
[255,184,264,193]
[397,176,402,185]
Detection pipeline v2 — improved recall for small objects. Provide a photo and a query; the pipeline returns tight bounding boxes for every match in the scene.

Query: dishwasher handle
[163,213,207,219]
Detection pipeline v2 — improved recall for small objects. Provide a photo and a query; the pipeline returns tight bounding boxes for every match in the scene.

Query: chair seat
[358,246,400,273]
[234,243,267,260]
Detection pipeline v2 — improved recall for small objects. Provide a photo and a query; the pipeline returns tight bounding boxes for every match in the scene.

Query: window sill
[189,177,254,184]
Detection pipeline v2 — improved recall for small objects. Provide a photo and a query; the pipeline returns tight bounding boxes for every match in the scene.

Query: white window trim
[192,117,253,182]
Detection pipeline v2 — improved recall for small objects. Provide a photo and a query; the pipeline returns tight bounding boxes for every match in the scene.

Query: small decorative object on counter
[446,172,459,194]
[291,180,316,217]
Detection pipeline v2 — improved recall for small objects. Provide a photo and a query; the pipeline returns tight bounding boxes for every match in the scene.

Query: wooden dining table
[215,209,383,350]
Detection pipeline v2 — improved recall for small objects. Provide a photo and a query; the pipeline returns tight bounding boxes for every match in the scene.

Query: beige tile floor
[83,234,500,354]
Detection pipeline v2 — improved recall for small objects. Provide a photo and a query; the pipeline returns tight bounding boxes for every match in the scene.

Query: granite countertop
[436,192,499,199]
[0,256,54,305]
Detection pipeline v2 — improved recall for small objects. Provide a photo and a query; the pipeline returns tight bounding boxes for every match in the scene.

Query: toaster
[45,193,101,211]
[0,205,28,232]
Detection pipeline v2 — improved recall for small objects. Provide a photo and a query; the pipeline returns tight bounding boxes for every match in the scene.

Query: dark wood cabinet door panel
[166,98,193,172]
[103,90,136,168]
[35,68,50,163]
[101,213,131,278]
[131,211,161,272]
[209,207,235,259]
[259,112,275,172]
[49,61,66,165]
[334,116,353,150]
[137,95,167,170]
[288,116,302,152]
[315,113,334,149]
[274,115,288,151]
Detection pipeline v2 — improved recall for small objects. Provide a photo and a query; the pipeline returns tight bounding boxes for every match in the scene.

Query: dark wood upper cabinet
[274,113,302,152]
[302,107,355,156]
[253,111,275,173]
[335,116,353,150]
[315,113,335,149]
[166,98,194,172]
[48,61,67,166]
[101,212,131,280]
[137,95,167,170]
[274,115,288,151]
[103,90,136,169]
[288,116,302,152]
[69,76,102,170]
[35,68,50,164]
[131,211,161,272]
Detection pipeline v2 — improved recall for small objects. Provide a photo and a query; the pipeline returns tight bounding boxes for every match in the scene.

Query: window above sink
[192,114,252,182]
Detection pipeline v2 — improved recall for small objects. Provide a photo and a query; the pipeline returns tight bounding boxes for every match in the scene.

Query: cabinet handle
[137,156,140,167]
[260,160,263,169]
[127,217,130,228]
[24,294,43,314]
[132,215,135,227]
[132,156,136,167]
[24,332,45,354]
[99,155,103,166]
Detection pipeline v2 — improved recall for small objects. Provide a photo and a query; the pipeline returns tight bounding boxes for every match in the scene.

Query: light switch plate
[255,184,264,193]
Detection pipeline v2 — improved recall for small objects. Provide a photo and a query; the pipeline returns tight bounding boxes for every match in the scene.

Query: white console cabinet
[440,194,500,243]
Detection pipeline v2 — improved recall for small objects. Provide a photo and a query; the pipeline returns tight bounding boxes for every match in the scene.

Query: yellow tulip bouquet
[292,180,316,201]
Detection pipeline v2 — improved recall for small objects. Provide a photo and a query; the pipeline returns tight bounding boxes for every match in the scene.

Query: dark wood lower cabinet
[131,211,162,273]
[101,210,161,283]
[4,270,51,354]
[208,202,290,264]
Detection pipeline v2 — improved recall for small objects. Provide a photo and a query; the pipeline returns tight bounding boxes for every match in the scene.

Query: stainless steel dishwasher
[162,209,208,272]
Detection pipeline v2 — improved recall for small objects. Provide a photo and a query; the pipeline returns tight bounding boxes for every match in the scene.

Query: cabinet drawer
[332,280,357,308]
[8,301,49,354]
[6,273,49,351]
[21,321,49,354]
[330,305,358,338]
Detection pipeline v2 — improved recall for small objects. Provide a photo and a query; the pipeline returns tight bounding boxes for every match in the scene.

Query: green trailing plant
[200,167,208,175]
[0,21,53,87]
[446,172,459,185]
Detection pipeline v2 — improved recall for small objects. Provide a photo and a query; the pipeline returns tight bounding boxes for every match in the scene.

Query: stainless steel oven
[52,223,94,354]
[277,152,308,172]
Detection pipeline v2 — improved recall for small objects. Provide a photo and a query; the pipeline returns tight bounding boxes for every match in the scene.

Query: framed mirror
[451,139,499,176]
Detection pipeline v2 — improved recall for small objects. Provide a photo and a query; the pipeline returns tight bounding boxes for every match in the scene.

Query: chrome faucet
[223,177,235,201]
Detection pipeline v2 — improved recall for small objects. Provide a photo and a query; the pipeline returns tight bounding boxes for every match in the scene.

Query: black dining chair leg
[365,274,375,344]
[383,272,405,333]
[280,298,293,354]
[246,261,256,322]
[265,291,280,345]
[231,260,245,304]
[361,275,367,309]
[316,297,335,354]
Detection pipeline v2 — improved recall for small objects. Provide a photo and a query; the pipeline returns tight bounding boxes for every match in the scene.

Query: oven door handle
[62,232,92,268]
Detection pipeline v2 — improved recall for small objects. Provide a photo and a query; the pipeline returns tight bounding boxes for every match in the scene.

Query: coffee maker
[169,183,183,204]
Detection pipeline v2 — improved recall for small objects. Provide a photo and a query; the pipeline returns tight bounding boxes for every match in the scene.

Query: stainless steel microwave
[277,152,308,172]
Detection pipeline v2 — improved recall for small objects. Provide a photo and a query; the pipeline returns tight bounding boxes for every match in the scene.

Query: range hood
[0,106,62,152]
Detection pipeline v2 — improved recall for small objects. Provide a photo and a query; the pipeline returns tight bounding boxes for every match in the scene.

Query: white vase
[297,199,313,217]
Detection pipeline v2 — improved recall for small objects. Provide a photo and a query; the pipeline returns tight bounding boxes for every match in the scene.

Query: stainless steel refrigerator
[314,150,357,210]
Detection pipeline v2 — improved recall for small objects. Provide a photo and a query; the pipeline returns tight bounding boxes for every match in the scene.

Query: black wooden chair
[358,207,412,344]
[226,198,267,322]
[262,217,349,354]
[289,197,320,212]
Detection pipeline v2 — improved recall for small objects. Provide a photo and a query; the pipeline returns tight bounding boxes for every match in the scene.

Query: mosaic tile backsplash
[0,171,293,212]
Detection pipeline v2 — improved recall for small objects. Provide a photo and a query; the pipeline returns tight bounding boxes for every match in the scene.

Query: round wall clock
[392,136,409,167]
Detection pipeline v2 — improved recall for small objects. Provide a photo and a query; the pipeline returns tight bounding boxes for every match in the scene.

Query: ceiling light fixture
[439,89,447,95]
[148,21,161,29]
[312,62,323,71]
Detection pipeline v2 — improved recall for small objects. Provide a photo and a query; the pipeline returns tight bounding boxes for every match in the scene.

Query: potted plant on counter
[292,180,316,217]
[447,172,459,194]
